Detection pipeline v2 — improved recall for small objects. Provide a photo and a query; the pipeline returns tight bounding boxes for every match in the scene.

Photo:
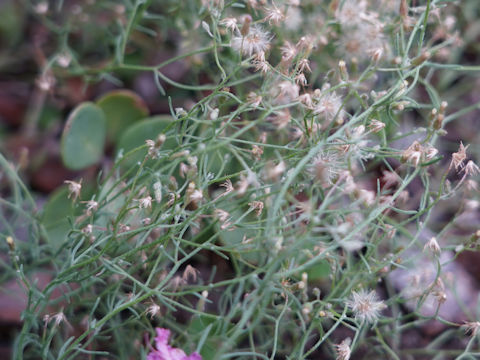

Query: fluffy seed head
[346,289,386,323]
[232,25,271,57]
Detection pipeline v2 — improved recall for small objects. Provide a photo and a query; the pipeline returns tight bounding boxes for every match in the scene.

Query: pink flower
[147,328,202,360]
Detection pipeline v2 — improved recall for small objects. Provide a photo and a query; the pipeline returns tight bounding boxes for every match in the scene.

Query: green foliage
[60,103,106,170]
[116,115,176,165]
[2,0,480,359]
[41,186,75,250]
[97,90,149,143]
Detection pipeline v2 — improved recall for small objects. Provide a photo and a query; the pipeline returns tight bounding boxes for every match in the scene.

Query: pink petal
[148,328,201,360]
[186,352,202,360]
[155,328,171,346]
[147,352,162,360]
[169,348,187,360]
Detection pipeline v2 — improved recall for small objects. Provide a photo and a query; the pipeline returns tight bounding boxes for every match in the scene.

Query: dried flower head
[381,170,401,189]
[186,182,203,205]
[183,265,200,283]
[264,4,285,25]
[335,338,352,360]
[220,17,238,32]
[402,141,423,167]
[247,92,262,108]
[463,321,480,337]
[138,196,153,209]
[424,237,441,255]
[450,142,468,172]
[296,60,310,76]
[295,73,307,86]
[215,179,234,200]
[248,200,264,217]
[44,312,69,328]
[266,161,286,181]
[463,160,480,177]
[251,145,264,160]
[146,303,161,319]
[368,119,385,133]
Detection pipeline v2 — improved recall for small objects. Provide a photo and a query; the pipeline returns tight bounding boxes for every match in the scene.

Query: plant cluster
[2,0,480,359]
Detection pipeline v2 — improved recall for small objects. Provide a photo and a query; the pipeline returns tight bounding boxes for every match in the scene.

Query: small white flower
[175,107,187,117]
[53,312,67,326]
[36,74,55,91]
[34,2,49,14]
[82,224,93,235]
[57,53,72,68]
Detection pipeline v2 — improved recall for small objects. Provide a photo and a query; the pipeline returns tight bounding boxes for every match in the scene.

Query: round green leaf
[41,187,74,250]
[304,260,331,281]
[41,183,95,250]
[97,90,149,142]
[61,102,106,170]
[116,115,176,166]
